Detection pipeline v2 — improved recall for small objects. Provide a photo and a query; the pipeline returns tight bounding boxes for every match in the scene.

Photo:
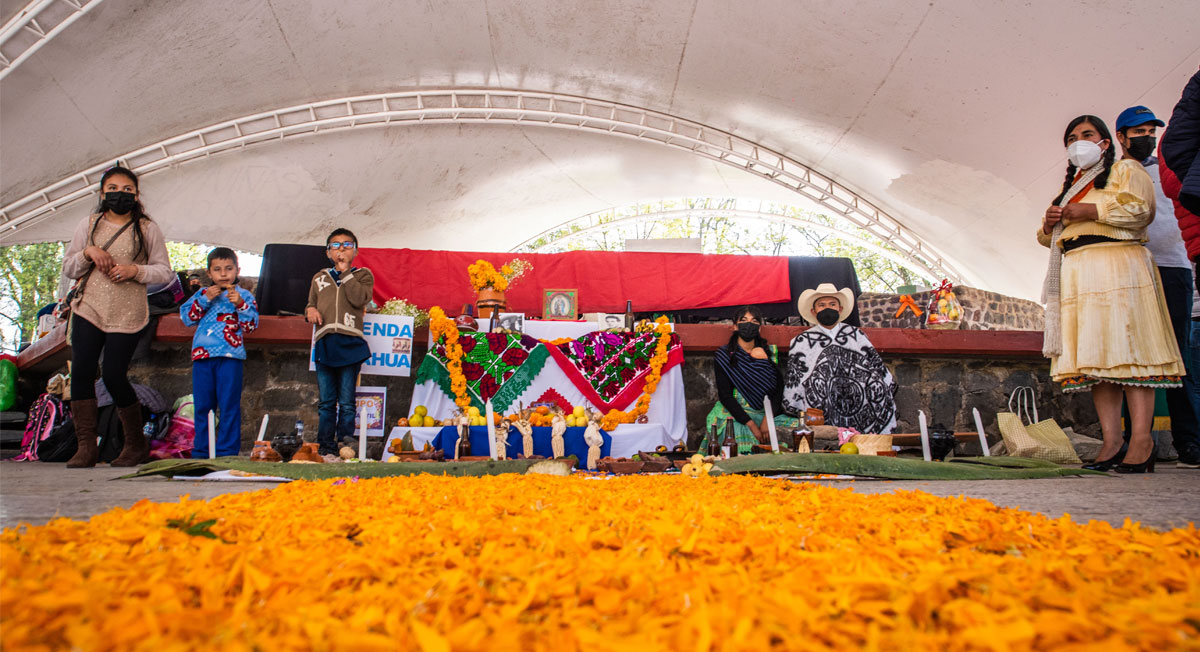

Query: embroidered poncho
[782,324,897,434]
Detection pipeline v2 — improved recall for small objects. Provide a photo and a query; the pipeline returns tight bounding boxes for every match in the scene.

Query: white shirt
[1142,158,1190,269]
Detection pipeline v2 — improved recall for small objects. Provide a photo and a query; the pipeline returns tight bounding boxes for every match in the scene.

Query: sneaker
[1178,447,1200,469]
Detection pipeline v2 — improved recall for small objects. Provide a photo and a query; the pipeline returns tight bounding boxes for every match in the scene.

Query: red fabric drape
[355,248,791,314]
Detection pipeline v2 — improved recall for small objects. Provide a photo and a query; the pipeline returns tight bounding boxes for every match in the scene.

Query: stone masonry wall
[127,341,1093,455]
[857,286,1044,331]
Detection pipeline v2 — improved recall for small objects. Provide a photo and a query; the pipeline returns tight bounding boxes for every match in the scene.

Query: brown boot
[65,399,100,468]
[110,403,149,467]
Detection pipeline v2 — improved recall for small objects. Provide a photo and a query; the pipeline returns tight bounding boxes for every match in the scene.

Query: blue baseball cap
[1115,105,1165,131]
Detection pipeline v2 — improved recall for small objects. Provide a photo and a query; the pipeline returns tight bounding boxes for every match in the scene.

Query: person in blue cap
[1116,105,1200,469]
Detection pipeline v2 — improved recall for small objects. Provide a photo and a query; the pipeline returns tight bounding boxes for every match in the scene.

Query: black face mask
[1125,135,1156,161]
[736,322,760,341]
[102,191,137,215]
[815,308,840,327]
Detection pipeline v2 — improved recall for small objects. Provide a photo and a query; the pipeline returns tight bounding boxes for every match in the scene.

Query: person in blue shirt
[179,247,259,457]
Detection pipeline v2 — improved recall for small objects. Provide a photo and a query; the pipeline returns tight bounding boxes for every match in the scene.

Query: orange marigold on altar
[428,307,470,410]
[600,316,673,431]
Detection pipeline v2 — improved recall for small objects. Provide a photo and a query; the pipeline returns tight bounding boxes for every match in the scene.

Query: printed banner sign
[310,314,415,377]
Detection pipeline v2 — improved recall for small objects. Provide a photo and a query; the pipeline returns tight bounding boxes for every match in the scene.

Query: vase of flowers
[468,259,531,318]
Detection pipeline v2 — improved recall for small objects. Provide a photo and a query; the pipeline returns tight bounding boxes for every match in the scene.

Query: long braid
[1094,140,1116,190]
[1053,162,1079,205]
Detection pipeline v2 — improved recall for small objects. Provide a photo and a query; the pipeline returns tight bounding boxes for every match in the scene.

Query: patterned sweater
[179,287,259,361]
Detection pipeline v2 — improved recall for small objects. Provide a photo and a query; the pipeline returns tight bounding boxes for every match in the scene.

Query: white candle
[256,414,269,441]
[485,398,498,460]
[763,395,779,453]
[973,408,990,457]
[208,410,216,460]
[358,406,367,460]
[918,410,931,462]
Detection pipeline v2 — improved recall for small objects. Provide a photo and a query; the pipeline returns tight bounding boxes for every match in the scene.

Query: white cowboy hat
[796,283,855,325]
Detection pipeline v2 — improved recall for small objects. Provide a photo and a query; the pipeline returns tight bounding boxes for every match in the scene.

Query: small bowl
[639,457,672,473]
[604,460,645,474]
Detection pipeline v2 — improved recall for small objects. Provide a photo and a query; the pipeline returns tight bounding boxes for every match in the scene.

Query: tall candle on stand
[763,395,779,453]
[208,410,216,460]
[257,414,269,441]
[485,398,498,460]
[973,408,990,457]
[358,407,367,460]
[918,410,931,462]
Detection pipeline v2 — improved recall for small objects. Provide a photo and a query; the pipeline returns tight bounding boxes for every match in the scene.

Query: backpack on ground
[150,395,193,460]
[38,404,138,464]
[11,393,70,461]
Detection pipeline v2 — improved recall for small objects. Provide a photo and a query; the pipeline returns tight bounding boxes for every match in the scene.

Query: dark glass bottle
[708,423,720,457]
[723,419,738,458]
[624,300,635,332]
[458,424,471,457]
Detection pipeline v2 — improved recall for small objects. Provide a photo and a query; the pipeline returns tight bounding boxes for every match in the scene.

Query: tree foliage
[0,243,65,350]
[166,242,211,271]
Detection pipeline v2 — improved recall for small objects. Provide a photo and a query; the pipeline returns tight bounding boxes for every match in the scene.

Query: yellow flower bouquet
[468,259,532,292]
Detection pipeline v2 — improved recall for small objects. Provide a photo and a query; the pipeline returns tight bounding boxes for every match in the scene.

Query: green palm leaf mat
[123,455,1101,481]
[710,454,1105,480]
[119,458,548,481]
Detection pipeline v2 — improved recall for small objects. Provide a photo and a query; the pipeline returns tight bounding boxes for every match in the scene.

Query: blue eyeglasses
[327,242,357,250]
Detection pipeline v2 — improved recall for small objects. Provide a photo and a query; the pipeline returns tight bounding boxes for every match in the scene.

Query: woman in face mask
[781,284,897,434]
[700,306,799,454]
[59,165,174,468]
[1038,115,1184,473]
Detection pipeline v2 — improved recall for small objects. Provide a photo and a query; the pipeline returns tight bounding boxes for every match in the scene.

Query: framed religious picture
[543,289,578,320]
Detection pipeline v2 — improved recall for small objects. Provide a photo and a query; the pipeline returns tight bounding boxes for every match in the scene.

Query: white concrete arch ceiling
[1,0,1198,300]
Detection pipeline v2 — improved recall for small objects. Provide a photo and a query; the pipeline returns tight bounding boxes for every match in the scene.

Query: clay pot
[271,432,302,462]
[804,408,825,427]
[476,288,507,318]
[928,430,957,461]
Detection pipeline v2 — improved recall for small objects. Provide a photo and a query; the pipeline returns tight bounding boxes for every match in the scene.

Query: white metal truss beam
[0,0,104,81]
[512,202,946,283]
[0,88,966,283]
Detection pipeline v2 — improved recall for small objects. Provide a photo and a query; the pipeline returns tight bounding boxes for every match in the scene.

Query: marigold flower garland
[428,306,470,410]
[3,475,1198,651]
[601,316,672,431]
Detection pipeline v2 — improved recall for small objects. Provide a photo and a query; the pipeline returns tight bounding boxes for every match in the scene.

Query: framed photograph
[543,289,578,320]
[497,312,525,332]
[596,313,624,330]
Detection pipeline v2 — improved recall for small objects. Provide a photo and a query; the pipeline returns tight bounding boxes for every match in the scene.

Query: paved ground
[2,462,1198,531]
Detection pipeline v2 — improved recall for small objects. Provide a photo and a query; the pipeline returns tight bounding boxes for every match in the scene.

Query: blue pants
[316,361,361,454]
[191,358,244,458]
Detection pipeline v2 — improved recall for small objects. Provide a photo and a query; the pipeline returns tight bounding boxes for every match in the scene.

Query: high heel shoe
[1082,442,1128,471]
[1115,443,1157,474]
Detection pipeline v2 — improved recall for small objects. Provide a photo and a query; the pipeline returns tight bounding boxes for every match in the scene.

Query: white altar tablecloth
[384,423,676,460]
[415,321,687,441]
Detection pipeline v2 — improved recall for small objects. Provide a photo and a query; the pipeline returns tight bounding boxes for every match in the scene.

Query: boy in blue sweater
[180,247,259,457]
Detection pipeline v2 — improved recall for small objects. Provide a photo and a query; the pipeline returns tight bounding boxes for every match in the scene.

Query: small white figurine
[583,410,604,470]
[549,413,567,459]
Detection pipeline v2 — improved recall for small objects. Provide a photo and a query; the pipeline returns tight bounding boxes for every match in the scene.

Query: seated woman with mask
[699,306,800,454]
[782,284,897,434]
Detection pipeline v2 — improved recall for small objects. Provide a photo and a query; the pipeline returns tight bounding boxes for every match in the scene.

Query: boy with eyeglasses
[306,228,375,455]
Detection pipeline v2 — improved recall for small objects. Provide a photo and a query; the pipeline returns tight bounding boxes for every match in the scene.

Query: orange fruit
[536,405,550,416]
